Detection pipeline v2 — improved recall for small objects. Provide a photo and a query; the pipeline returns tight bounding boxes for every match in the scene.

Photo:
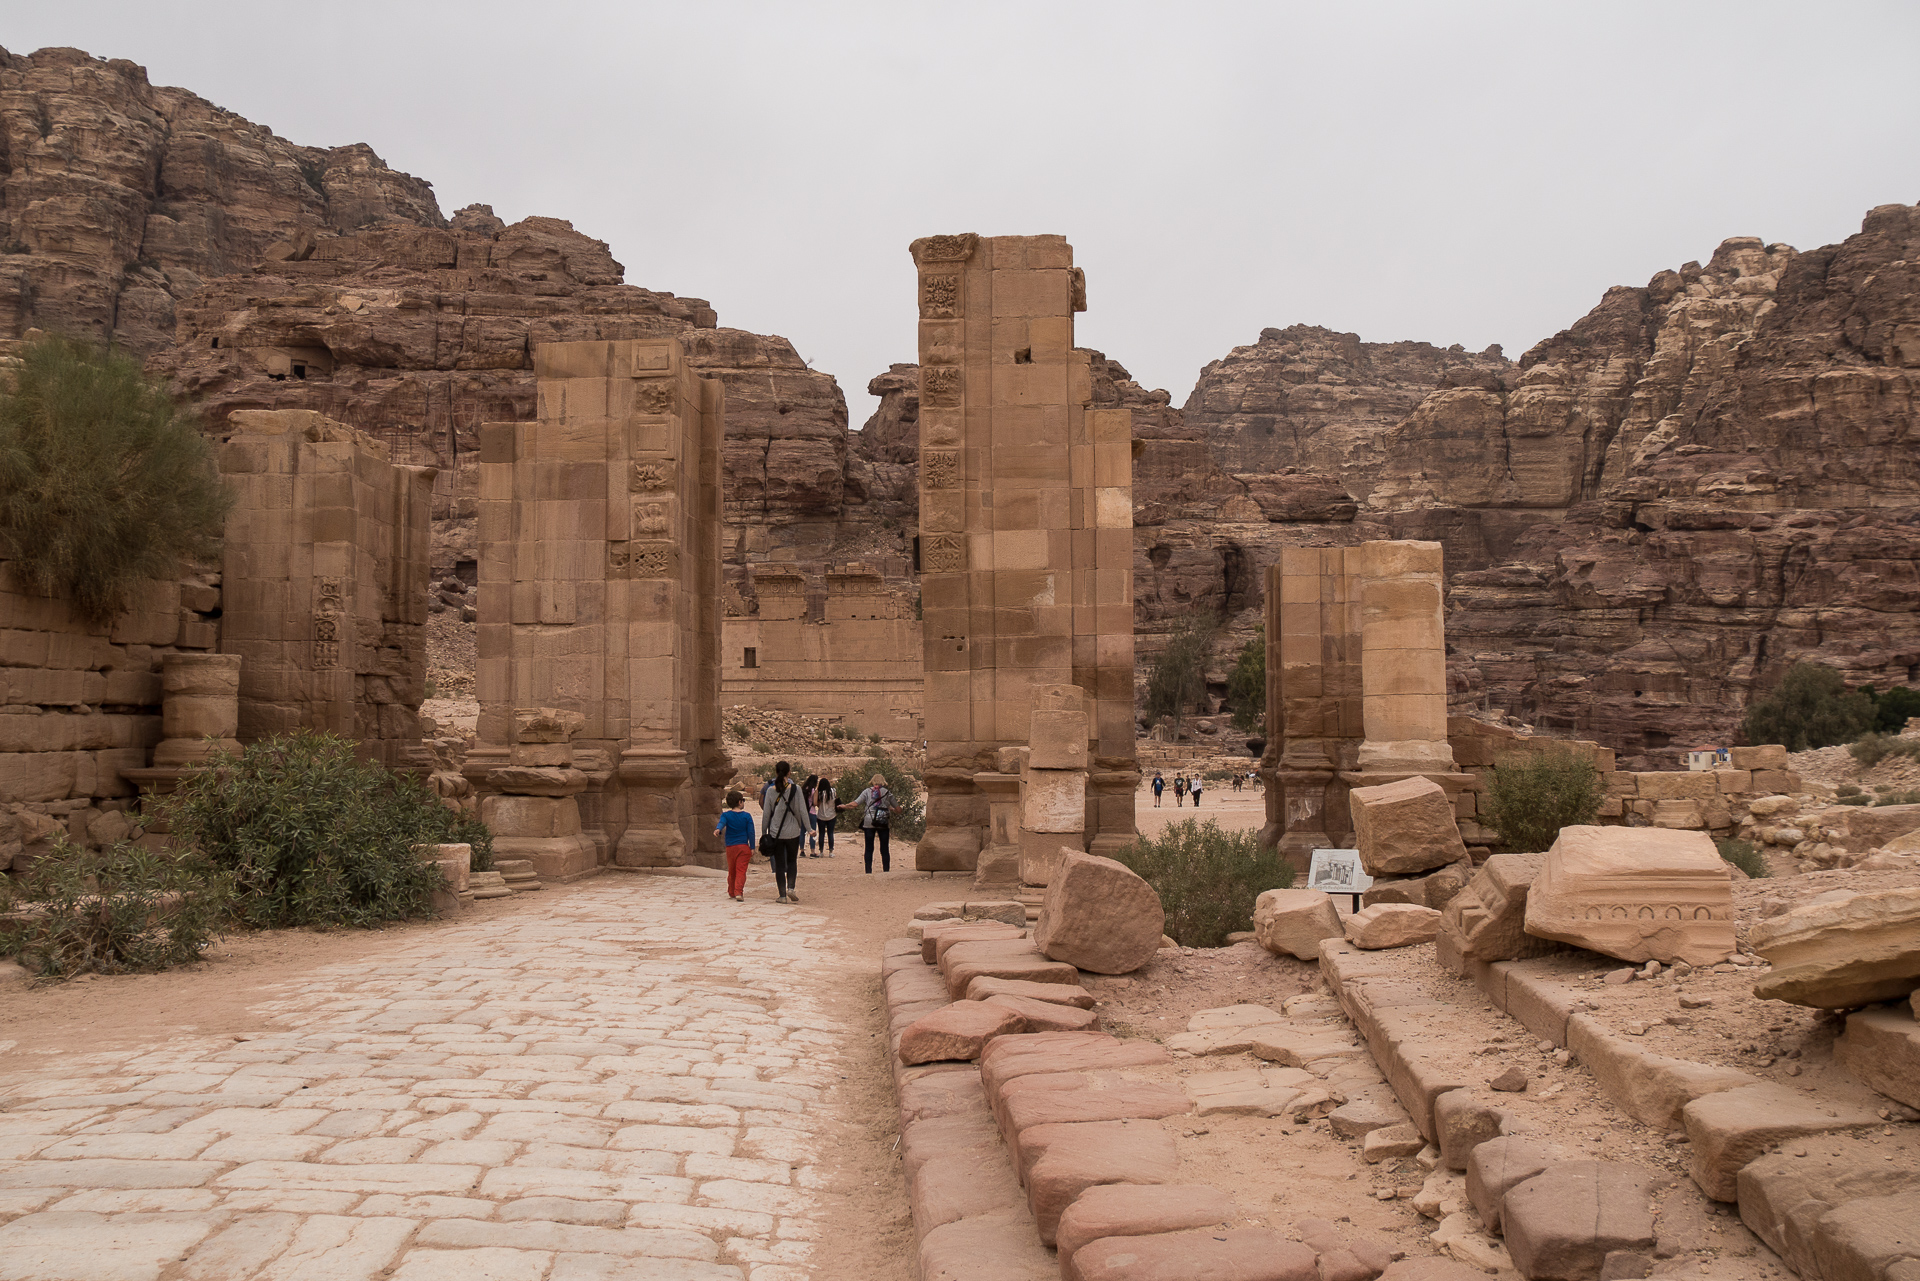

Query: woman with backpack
[853,772,894,873]
[759,760,813,903]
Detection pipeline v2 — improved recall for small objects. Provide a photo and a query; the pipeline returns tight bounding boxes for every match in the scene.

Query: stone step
[471,888,513,900]
[494,859,536,876]
[469,871,508,889]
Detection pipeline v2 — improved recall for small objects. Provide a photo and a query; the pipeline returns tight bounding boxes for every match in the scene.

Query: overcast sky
[12,2,1920,423]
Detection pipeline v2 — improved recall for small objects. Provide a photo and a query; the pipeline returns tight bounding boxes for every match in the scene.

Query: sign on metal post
[1308,848,1372,914]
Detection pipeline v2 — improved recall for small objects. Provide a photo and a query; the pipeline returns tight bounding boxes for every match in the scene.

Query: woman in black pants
[759,760,812,903]
[853,772,893,872]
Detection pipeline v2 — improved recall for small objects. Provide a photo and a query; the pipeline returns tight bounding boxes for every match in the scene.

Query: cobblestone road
[0,876,859,1281]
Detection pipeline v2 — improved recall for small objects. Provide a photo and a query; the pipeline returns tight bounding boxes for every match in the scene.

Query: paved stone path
[0,877,859,1281]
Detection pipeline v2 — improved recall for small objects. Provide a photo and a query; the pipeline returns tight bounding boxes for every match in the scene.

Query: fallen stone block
[1035,850,1166,975]
[1362,859,1475,912]
[914,898,1030,926]
[924,921,1026,964]
[1184,1067,1317,1119]
[918,1209,1061,1281]
[1466,1136,1560,1235]
[1841,803,1920,851]
[1682,1082,1881,1201]
[1565,1013,1759,1130]
[933,929,1034,967]
[1435,853,1567,973]
[983,993,1100,1034]
[1351,775,1469,876]
[1736,1130,1920,1281]
[1345,903,1442,949]
[946,955,1084,1000]
[1056,1182,1237,1281]
[1834,1005,1920,1110]
[1006,1083,1193,1176]
[1750,887,1920,1009]
[1430,1210,1514,1273]
[1328,1087,1412,1139]
[966,976,1097,1008]
[900,1001,1028,1065]
[1433,1089,1510,1171]
[1022,1119,1180,1246]
[1247,1027,1365,1070]
[1523,825,1733,966]
[1363,1123,1425,1163]
[1252,888,1347,960]
[1501,1161,1657,1281]
[1069,1228,1317,1281]
[1376,1260,1492,1281]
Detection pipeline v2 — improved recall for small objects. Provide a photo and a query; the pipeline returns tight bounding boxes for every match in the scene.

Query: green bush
[1835,794,1871,806]
[0,840,235,977]
[1109,818,1294,948]
[832,753,925,840]
[157,731,483,929]
[1742,662,1875,752]
[1715,838,1769,879]
[1869,685,1920,734]
[1849,732,1920,770]
[1226,625,1266,734]
[1873,790,1920,807]
[1837,783,1862,797]
[1482,746,1603,853]
[0,334,232,623]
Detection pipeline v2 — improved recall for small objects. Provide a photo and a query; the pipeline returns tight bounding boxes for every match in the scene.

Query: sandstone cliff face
[0,45,441,356]
[1177,213,1920,767]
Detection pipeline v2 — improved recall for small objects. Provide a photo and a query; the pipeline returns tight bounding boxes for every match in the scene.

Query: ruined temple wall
[217,409,434,769]
[720,616,925,738]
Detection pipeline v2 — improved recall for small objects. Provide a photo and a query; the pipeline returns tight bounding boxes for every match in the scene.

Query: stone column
[470,339,731,874]
[911,232,1136,872]
[151,653,243,767]
[972,749,1025,889]
[1350,541,1457,777]
[1017,683,1089,886]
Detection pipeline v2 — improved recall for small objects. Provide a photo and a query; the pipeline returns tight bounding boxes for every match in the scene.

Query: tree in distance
[1740,662,1874,752]
[0,334,231,623]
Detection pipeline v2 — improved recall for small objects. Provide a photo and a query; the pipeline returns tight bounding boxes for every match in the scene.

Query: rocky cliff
[1177,213,1920,766]
[0,45,441,356]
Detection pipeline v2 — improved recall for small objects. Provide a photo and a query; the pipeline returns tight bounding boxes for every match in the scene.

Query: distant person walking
[854,773,895,873]
[1173,775,1187,807]
[714,790,755,902]
[802,774,821,856]
[1190,775,1205,807]
[1151,773,1165,807]
[759,761,812,904]
[812,776,838,857]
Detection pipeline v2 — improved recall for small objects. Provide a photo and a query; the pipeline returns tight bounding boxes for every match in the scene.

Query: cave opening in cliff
[1220,542,1253,616]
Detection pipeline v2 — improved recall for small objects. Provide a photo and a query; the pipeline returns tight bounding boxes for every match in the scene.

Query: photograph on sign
[1308,848,1372,894]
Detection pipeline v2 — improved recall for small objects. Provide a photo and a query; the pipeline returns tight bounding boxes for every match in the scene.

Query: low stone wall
[0,557,221,869]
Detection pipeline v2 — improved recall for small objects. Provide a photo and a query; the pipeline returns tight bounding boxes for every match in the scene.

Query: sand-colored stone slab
[1834,1006,1920,1109]
[1071,1228,1316,1281]
[1345,902,1441,949]
[982,994,1100,1034]
[1523,825,1734,965]
[1351,776,1469,876]
[899,1001,1027,1065]
[1252,889,1346,961]
[1465,1136,1560,1235]
[1034,851,1165,975]
[1501,1161,1657,1280]
[1750,888,1920,1008]
[1021,1119,1180,1246]
[1682,1083,1881,1201]
[1056,1183,1236,1281]
[965,976,1097,1008]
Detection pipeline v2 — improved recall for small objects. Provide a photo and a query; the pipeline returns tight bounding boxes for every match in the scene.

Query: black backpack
[870,787,891,828]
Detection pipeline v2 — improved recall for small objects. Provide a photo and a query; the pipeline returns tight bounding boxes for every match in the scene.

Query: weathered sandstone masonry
[216,409,435,768]
[467,338,729,875]
[1259,540,1465,863]
[912,233,1136,873]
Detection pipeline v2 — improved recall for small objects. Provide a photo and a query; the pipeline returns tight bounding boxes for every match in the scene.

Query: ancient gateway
[465,338,730,876]
[910,234,1138,875]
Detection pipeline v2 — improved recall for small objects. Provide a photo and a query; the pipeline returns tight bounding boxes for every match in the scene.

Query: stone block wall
[0,558,221,868]
[216,409,435,769]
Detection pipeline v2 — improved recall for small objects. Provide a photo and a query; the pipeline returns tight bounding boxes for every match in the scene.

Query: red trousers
[726,844,752,897]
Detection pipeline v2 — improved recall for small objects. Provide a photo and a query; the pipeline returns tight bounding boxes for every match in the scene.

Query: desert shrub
[727,722,747,740]
[749,740,771,755]
[1109,818,1294,948]
[1715,838,1769,879]
[1870,685,1920,734]
[1849,732,1920,770]
[1835,794,1870,806]
[1145,611,1220,733]
[832,752,925,839]
[0,334,232,623]
[1837,783,1862,797]
[1482,746,1604,853]
[0,840,235,977]
[158,731,478,929]
[1873,790,1920,807]
[1741,662,1875,752]
[1226,625,1266,734]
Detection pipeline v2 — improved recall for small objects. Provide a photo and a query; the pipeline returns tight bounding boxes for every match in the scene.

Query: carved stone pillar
[151,653,243,767]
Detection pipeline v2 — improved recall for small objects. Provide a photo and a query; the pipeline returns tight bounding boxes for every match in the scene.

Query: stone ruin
[462,337,730,875]
[910,233,1137,877]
